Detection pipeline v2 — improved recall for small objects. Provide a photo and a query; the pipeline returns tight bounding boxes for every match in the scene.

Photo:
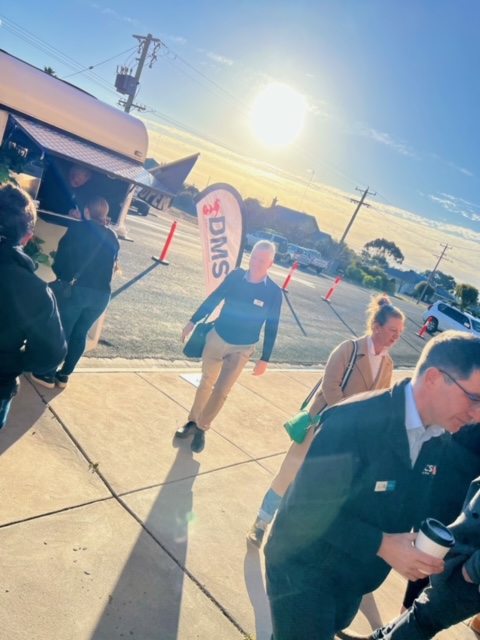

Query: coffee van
[0,49,198,347]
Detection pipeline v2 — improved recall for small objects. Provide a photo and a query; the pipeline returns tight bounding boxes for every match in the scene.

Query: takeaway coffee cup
[415,518,455,559]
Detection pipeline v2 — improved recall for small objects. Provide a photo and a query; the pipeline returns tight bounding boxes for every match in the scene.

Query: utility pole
[416,243,452,305]
[329,186,376,274]
[121,34,161,113]
[297,169,315,210]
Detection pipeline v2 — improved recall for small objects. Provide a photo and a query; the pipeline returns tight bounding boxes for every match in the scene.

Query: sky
[1,1,480,284]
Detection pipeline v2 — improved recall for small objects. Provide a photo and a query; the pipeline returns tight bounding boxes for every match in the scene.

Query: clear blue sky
[2,1,480,259]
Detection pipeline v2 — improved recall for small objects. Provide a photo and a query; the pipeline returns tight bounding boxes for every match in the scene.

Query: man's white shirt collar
[405,381,444,466]
[244,271,267,284]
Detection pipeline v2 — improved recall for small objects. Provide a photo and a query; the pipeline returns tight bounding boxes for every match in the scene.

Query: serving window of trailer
[37,156,129,225]
[1,113,141,227]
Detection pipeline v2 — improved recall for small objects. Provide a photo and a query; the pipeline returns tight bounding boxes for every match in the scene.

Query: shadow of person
[91,446,201,640]
[0,376,50,456]
[243,544,273,640]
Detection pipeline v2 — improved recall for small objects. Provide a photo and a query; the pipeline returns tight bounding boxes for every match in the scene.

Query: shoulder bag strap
[300,376,324,410]
[198,269,241,324]
[301,339,358,411]
[340,340,358,391]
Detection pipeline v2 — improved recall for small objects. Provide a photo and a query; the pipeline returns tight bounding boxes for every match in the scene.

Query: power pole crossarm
[123,33,161,113]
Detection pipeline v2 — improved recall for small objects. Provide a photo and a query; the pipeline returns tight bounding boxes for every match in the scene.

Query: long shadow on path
[91,447,200,640]
[244,546,272,640]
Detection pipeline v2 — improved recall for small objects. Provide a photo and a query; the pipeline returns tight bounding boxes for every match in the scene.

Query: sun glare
[250,83,307,147]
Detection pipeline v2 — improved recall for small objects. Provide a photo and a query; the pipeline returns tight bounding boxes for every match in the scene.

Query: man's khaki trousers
[188,329,255,430]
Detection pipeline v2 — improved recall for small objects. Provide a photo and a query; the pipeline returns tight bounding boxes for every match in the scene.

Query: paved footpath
[0,362,475,640]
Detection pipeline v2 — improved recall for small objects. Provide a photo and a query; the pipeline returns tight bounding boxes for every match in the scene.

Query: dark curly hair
[0,182,37,245]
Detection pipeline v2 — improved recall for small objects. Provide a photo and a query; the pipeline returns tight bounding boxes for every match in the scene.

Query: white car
[422,302,480,336]
[245,230,288,260]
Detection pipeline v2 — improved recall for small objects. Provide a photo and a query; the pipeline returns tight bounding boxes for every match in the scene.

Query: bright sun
[250,83,307,147]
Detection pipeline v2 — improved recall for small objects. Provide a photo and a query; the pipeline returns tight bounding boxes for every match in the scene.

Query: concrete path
[0,365,475,639]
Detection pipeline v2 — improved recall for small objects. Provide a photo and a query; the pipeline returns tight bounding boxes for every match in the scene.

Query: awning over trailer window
[9,114,170,195]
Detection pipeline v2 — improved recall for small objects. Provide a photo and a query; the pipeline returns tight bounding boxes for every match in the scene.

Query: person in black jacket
[265,331,480,640]
[399,422,480,614]
[337,475,480,640]
[31,196,119,389]
[0,183,66,428]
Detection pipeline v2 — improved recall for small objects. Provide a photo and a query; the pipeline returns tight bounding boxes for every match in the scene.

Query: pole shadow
[110,261,164,301]
[91,446,200,640]
[243,545,273,640]
[323,301,359,337]
[0,376,53,456]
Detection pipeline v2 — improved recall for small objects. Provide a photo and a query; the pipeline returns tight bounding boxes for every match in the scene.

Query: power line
[2,15,365,192]
[160,53,244,107]
[62,46,137,79]
[159,40,365,190]
[160,42,251,112]
[1,17,119,95]
[7,12,477,272]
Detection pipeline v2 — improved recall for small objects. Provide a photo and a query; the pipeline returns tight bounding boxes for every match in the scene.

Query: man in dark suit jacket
[265,331,480,640]
[338,475,480,640]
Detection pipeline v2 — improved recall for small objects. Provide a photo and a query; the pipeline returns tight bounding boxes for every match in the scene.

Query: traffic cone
[282,261,300,292]
[152,221,178,265]
[322,276,342,303]
[417,316,433,339]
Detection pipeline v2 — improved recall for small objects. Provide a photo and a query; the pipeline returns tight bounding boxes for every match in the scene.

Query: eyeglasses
[438,369,480,406]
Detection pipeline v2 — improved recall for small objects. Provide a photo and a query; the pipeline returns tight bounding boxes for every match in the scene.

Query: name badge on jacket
[375,480,396,492]
[253,299,264,307]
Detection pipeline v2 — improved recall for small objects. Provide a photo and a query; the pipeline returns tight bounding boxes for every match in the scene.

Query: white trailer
[0,49,197,347]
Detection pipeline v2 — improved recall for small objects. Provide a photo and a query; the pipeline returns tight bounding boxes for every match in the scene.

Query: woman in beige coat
[247,294,405,548]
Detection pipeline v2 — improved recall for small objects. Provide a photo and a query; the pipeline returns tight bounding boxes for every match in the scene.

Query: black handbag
[182,321,215,358]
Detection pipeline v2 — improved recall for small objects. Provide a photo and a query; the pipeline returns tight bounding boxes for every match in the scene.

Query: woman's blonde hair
[366,294,405,334]
[85,196,109,224]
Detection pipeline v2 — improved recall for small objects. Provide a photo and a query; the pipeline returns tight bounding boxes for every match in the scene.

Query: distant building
[433,287,457,303]
[385,267,423,295]
[262,200,332,245]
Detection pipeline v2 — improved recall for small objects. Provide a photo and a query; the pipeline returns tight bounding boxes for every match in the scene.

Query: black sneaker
[175,421,197,438]
[30,373,55,389]
[191,426,206,453]
[55,373,69,388]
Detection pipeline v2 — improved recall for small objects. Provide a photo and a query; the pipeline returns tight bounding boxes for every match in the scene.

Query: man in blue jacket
[265,331,480,640]
[176,240,282,453]
[0,183,66,428]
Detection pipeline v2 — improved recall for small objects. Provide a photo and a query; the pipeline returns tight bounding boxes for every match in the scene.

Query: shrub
[345,264,364,284]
